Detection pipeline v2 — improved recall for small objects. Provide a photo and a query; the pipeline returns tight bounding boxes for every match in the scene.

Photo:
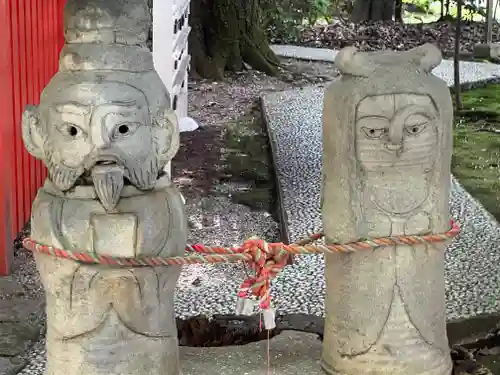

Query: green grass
[452,84,500,221]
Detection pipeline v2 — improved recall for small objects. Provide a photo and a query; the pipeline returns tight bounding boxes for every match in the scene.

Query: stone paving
[262,45,500,323]
[0,276,44,375]
[16,331,324,375]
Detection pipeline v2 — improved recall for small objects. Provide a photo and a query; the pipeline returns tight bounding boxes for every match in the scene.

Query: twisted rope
[22,220,460,329]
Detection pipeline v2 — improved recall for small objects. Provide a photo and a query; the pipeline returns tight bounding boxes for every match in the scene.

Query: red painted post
[0,0,65,275]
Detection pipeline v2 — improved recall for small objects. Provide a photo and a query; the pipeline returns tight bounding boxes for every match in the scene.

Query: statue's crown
[60,0,153,72]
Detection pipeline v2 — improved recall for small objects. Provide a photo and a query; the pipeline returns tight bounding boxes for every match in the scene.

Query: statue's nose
[90,126,111,150]
[387,123,403,150]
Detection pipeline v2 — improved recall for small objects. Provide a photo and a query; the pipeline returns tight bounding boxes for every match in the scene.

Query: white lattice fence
[153,0,198,132]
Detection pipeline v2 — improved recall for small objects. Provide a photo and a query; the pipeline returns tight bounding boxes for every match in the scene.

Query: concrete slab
[271,44,338,62]
[181,332,323,375]
[262,83,500,322]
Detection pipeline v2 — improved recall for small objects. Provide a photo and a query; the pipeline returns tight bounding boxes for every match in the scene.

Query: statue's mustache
[48,151,159,191]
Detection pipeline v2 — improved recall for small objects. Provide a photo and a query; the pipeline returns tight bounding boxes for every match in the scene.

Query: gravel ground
[297,21,500,53]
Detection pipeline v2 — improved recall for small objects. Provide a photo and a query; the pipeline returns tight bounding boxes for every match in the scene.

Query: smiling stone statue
[21,0,186,374]
[321,44,454,375]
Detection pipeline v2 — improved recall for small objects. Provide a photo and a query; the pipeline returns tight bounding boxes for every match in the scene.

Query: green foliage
[261,0,335,43]
[403,0,486,21]
[403,0,433,14]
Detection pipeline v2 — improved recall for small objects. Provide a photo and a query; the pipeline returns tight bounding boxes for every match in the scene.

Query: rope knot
[22,220,461,332]
[235,238,290,329]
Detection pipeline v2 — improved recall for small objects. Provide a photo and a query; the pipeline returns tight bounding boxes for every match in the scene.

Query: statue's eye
[58,123,83,139]
[113,122,139,138]
[405,124,426,135]
[362,127,386,139]
[404,114,429,136]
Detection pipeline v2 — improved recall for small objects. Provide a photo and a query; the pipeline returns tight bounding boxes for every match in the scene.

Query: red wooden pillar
[0,0,65,275]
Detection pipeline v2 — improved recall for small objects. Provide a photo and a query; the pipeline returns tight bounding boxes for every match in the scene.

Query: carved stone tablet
[321,44,454,375]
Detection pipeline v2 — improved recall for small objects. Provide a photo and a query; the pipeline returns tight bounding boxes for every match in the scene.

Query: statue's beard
[364,166,433,215]
[46,156,83,191]
[91,164,125,212]
[45,146,160,211]
[90,156,159,211]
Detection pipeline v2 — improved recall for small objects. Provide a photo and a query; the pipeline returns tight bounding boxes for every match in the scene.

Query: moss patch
[452,84,500,221]
[220,102,276,214]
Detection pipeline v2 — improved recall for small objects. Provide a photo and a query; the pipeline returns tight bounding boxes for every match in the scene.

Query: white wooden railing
[153,0,198,133]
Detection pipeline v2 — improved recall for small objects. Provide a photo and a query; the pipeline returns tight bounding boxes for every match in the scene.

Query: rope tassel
[235,297,254,316]
[262,308,276,330]
[22,220,460,331]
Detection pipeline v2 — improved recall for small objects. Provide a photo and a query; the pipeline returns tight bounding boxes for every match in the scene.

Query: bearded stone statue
[21,0,186,374]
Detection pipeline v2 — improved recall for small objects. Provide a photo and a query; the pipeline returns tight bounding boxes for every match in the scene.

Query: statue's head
[322,44,453,237]
[21,0,178,211]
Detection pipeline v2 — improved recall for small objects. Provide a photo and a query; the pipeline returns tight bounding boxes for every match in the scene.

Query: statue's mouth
[92,155,122,168]
[79,157,131,184]
[95,160,116,166]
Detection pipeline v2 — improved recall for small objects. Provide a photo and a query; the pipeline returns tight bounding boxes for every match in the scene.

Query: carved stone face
[355,93,439,214]
[23,80,178,211]
[46,81,153,167]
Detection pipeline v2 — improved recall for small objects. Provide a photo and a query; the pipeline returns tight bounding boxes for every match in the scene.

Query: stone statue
[21,0,186,374]
[321,44,454,375]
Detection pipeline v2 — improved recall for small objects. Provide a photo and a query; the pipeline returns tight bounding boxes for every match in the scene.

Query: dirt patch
[172,58,338,205]
[173,127,223,199]
[219,104,276,213]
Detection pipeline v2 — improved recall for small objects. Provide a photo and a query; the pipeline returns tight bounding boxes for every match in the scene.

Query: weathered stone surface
[21,0,185,375]
[0,356,28,375]
[181,331,324,375]
[0,322,39,356]
[0,276,25,296]
[321,44,454,375]
[0,299,43,322]
[0,298,43,375]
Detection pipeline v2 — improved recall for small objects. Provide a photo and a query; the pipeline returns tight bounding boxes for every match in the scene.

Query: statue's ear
[406,43,442,73]
[154,109,180,165]
[22,105,46,160]
[335,46,374,77]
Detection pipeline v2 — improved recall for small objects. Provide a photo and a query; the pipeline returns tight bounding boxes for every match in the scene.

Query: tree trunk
[394,0,403,22]
[351,0,395,21]
[189,0,280,80]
